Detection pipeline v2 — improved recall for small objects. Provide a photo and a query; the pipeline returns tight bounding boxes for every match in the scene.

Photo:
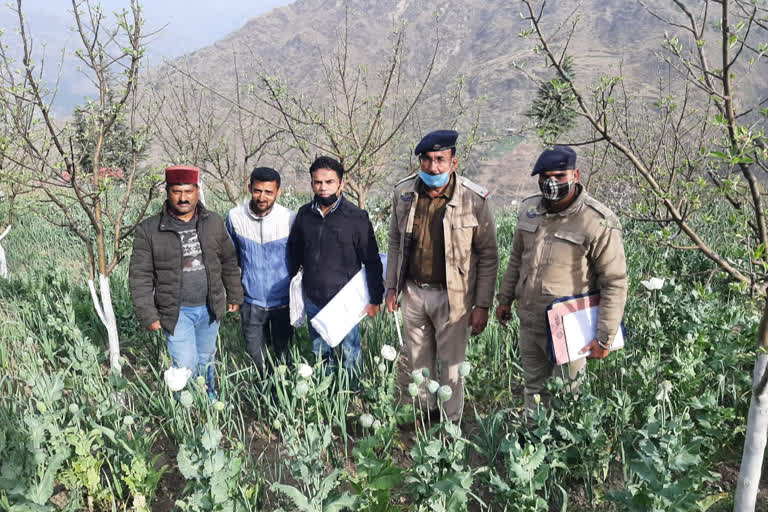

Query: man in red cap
[129,166,243,400]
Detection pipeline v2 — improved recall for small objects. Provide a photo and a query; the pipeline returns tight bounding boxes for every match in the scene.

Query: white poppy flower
[458,362,472,378]
[380,344,397,362]
[164,367,192,392]
[427,380,440,394]
[655,380,672,402]
[411,370,425,385]
[298,364,314,379]
[640,277,665,291]
[359,413,374,428]
[407,383,419,397]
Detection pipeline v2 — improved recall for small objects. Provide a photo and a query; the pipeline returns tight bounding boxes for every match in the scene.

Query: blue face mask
[419,170,451,188]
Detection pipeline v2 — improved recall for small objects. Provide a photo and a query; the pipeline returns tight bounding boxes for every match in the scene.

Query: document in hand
[310,254,387,348]
[546,291,625,365]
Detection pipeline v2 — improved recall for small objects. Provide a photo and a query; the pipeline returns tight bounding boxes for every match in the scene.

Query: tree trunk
[734,298,768,511]
[0,224,10,279]
[88,273,121,373]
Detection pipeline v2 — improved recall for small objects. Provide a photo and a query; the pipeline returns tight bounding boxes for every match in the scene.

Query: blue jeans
[166,305,220,396]
[304,297,362,386]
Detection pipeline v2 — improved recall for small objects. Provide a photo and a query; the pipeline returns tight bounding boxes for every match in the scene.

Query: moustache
[177,201,190,205]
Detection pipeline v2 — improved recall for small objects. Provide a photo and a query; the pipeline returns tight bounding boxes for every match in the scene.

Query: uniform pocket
[547,231,587,267]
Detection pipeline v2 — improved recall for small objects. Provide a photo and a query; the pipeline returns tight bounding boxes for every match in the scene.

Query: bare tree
[248,9,440,208]
[152,55,285,206]
[520,0,768,509]
[0,0,156,372]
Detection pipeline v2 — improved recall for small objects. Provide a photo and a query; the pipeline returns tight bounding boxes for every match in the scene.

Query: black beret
[531,145,577,176]
[414,130,459,155]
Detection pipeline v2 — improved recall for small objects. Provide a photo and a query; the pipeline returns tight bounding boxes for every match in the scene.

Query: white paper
[310,268,370,347]
[561,305,624,361]
[289,270,305,327]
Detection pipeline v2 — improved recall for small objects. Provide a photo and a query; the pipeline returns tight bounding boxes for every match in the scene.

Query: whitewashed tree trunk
[88,273,121,373]
[0,224,10,279]
[734,353,768,511]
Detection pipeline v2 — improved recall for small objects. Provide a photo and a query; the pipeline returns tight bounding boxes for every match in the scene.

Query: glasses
[419,155,452,169]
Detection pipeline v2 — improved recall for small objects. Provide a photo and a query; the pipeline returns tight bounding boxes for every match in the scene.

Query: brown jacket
[385,174,498,323]
[498,187,627,342]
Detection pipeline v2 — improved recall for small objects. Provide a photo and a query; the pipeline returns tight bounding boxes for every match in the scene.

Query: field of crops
[0,194,765,511]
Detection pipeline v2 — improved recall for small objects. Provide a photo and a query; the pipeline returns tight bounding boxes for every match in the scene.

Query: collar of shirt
[312,193,344,218]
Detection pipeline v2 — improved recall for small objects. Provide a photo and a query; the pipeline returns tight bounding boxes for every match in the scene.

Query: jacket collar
[311,193,346,218]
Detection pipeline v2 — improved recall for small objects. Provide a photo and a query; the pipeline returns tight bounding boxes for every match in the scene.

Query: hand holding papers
[308,254,387,348]
[547,291,625,365]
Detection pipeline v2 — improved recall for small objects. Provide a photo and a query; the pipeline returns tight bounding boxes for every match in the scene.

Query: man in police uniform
[495,145,627,413]
[385,130,498,422]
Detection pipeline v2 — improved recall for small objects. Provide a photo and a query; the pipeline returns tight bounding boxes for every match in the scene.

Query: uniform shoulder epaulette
[460,177,490,199]
[395,173,418,187]
[584,195,615,219]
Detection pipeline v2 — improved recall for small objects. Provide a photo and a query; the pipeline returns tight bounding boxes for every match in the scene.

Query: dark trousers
[241,303,292,374]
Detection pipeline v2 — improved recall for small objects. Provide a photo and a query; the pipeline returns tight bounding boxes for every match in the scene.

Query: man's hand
[469,307,489,336]
[147,320,162,331]
[580,339,611,359]
[385,288,399,313]
[495,304,512,327]
[364,303,380,318]
[228,304,240,313]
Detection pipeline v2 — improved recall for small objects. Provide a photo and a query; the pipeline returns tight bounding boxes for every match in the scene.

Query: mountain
[147,0,731,204]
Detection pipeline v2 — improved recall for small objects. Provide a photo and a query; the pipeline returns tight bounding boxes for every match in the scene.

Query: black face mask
[315,193,338,207]
[539,177,574,202]
[314,184,341,207]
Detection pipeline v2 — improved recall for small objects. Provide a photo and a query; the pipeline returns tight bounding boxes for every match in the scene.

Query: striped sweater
[226,200,296,308]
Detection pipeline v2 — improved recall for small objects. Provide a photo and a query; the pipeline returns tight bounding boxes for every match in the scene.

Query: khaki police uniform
[386,173,498,420]
[497,185,627,411]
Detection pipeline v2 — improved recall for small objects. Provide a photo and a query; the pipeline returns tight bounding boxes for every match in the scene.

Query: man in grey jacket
[129,166,243,399]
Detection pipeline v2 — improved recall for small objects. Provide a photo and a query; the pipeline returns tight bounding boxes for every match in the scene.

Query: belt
[411,279,446,291]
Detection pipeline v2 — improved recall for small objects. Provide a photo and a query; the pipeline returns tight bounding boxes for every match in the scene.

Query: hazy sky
[0,0,295,112]
[0,0,295,61]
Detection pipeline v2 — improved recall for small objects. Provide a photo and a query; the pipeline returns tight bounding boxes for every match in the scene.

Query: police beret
[531,145,577,176]
[414,130,459,155]
[165,165,200,185]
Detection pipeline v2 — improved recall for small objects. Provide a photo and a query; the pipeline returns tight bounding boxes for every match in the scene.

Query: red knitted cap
[165,165,199,185]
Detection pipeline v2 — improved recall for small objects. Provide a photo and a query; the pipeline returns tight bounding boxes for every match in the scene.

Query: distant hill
[148,0,757,204]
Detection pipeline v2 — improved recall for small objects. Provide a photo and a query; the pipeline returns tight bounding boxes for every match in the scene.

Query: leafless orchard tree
[520,0,768,508]
[0,0,157,372]
[247,10,440,209]
[151,56,286,206]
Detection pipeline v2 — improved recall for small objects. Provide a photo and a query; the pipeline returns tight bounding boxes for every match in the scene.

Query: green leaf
[177,445,199,480]
[201,425,222,451]
[271,483,310,510]
[323,492,359,512]
[368,463,404,490]
[697,492,728,511]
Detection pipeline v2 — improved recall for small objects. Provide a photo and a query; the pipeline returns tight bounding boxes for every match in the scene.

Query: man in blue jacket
[227,167,296,374]
[287,156,383,386]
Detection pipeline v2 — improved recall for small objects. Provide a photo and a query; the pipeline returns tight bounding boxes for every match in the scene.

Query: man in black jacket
[129,166,243,399]
[288,156,383,384]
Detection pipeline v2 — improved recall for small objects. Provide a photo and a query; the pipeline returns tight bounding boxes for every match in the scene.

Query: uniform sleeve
[358,214,384,305]
[472,198,499,308]
[218,216,244,305]
[128,223,160,329]
[287,210,303,277]
[591,216,628,342]
[497,217,524,305]
[384,190,401,290]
